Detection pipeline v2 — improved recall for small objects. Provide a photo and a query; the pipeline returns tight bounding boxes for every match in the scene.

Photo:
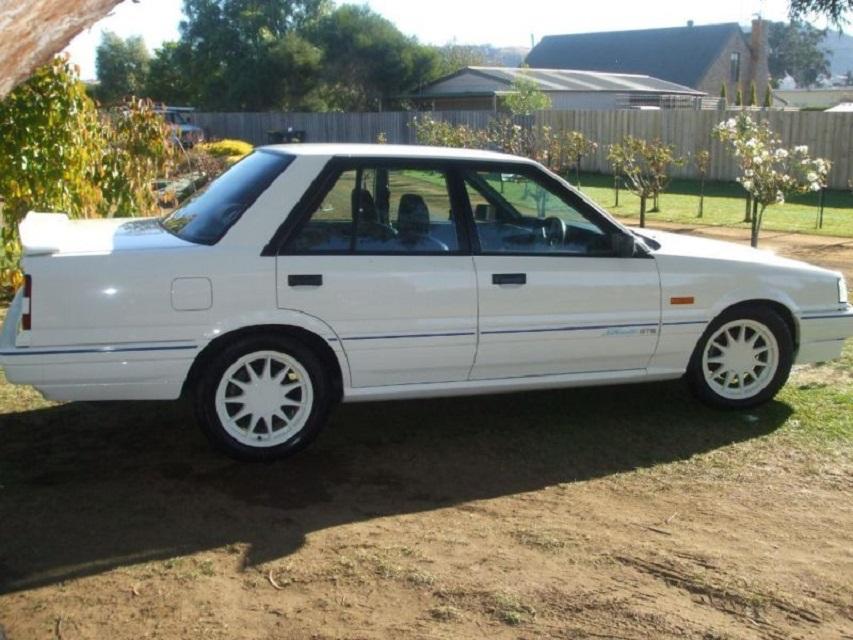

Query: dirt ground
[0,222,851,640]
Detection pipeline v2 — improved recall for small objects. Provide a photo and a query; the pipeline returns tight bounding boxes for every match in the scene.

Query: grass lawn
[574,173,853,238]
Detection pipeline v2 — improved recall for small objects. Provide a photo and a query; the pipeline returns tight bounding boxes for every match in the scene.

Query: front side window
[161,150,293,245]
[283,166,462,254]
[465,170,612,255]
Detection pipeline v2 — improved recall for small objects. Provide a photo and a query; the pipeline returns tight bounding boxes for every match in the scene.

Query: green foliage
[310,5,439,111]
[0,57,104,225]
[609,136,682,226]
[98,99,176,217]
[163,0,331,110]
[735,87,744,106]
[748,81,758,106]
[720,83,728,103]
[411,115,488,149]
[145,42,195,106]
[714,114,831,246]
[768,21,831,88]
[787,0,852,28]
[0,57,174,289]
[199,138,253,158]
[94,31,151,105]
[503,73,552,116]
[763,83,774,108]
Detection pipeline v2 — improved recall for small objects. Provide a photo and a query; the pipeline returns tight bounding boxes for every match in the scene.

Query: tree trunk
[614,175,620,207]
[639,195,646,228]
[744,193,753,223]
[698,177,705,218]
[818,188,825,229]
[751,205,765,248]
[575,156,581,189]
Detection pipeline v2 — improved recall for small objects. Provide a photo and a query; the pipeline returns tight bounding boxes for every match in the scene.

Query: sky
[64,0,821,80]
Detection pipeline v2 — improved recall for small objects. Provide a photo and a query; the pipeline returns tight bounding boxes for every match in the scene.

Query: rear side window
[161,150,293,245]
[283,166,462,254]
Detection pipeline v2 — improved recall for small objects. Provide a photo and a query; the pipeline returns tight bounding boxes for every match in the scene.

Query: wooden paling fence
[191,109,853,189]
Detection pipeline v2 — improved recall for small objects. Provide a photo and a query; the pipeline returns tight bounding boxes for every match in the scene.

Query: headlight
[840,277,849,304]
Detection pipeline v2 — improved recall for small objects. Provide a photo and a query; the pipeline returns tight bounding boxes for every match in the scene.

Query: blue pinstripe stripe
[329,320,706,342]
[801,313,852,320]
[0,344,197,357]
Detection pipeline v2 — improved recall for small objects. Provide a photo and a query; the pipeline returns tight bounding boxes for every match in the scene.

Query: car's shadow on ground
[0,380,792,594]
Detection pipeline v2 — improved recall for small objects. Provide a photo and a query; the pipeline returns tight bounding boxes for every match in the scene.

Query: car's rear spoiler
[19,212,71,256]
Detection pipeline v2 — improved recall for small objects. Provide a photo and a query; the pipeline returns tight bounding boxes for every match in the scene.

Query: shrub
[199,139,253,159]
[0,56,174,291]
[609,136,682,227]
[714,114,830,247]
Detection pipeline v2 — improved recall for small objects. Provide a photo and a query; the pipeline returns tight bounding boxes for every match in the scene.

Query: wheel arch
[182,324,345,401]
[710,298,799,349]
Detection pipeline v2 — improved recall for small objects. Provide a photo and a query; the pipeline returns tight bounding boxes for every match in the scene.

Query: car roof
[261,143,536,164]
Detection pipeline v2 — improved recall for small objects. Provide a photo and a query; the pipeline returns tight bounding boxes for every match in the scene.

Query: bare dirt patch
[0,372,851,639]
[0,226,851,639]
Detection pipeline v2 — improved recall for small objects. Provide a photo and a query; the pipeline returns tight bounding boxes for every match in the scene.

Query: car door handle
[288,274,323,287]
[492,273,526,285]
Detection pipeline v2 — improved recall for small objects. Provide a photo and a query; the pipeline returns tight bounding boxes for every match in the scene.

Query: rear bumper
[0,297,197,401]
[796,306,853,364]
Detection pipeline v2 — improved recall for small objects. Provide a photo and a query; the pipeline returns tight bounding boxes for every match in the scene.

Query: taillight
[22,274,31,331]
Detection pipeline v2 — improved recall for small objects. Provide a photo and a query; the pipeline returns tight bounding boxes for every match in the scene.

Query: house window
[730,52,741,83]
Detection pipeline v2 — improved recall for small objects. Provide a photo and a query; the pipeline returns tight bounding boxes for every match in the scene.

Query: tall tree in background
[768,21,831,87]
[176,0,330,110]
[145,41,195,105]
[310,5,439,111]
[788,0,852,27]
[94,31,150,104]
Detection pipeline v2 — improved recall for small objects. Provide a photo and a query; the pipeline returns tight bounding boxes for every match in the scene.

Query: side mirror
[611,232,636,257]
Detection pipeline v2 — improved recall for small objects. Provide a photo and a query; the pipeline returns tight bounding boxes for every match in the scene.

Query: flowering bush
[410,115,488,149]
[608,136,681,227]
[713,114,830,247]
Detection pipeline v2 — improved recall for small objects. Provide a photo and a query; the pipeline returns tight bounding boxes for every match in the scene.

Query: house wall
[698,24,769,103]
[549,92,622,109]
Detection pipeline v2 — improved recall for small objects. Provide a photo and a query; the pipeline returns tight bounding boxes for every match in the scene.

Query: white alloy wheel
[214,350,314,448]
[701,319,779,401]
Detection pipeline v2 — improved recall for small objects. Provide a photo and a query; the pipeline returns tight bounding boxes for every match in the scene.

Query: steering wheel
[543,216,567,247]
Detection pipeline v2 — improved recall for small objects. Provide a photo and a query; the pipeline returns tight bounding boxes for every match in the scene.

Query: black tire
[686,304,794,409]
[193,334,333,461]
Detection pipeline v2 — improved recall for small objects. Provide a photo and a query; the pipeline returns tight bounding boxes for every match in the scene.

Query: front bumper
[796,305,853,364]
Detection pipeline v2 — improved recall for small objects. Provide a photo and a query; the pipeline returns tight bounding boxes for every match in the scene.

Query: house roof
[417,66,705,97]
[526,23,746,88]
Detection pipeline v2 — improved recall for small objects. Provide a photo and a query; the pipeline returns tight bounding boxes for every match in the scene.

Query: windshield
[161,150,293,245]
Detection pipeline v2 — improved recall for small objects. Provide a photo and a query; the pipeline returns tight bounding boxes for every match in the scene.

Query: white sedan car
[2,145,851,460]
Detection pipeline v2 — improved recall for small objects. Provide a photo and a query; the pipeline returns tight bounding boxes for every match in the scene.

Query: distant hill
[822,30,853,76]
[485,46,530,67]
[442,44,530,68]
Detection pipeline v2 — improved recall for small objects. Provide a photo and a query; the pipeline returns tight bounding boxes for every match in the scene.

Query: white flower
[774,148,788,160]
[741,180,753,191]
[794,145,808,154]
[775,191,785,204]
[753,155,763,165]
[807,172,818,182]
[810,182,822,192]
